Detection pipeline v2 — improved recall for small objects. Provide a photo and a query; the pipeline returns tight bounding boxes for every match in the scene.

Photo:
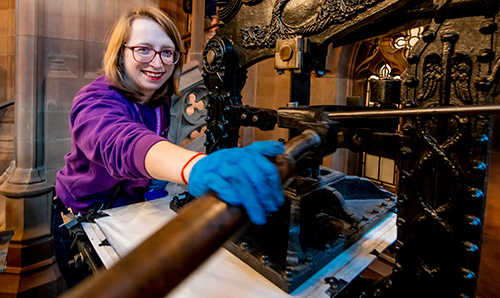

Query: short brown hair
[102,6,184,102]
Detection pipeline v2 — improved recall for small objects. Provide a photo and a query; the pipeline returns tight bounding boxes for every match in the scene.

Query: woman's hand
[188,141,285,225]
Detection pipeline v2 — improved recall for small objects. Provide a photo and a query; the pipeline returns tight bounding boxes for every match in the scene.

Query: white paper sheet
[95,197,177,258]
[91,196,397,298]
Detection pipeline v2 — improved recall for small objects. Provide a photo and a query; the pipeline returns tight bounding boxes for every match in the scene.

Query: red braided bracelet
[181,152,206,185]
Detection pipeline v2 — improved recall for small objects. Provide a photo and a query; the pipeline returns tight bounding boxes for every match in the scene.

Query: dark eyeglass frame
[124,45,181,65]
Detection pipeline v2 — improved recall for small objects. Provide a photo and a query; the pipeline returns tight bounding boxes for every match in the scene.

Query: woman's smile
[142,70,165,80]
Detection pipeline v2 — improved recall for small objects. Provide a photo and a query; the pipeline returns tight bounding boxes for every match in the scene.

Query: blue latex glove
[188,141,285,225]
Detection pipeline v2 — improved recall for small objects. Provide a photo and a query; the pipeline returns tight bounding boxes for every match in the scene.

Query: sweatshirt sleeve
[70,91,164,179]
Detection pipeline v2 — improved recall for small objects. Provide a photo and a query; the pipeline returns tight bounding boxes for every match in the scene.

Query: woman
[52,6,284,288]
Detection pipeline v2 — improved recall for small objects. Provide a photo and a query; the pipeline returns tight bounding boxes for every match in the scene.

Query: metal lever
[328,104,500,119]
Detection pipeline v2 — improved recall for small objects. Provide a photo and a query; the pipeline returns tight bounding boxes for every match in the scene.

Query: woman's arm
[145,140,285,225]
[144,140,205,184]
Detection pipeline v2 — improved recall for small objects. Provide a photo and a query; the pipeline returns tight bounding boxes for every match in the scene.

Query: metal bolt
[465,214,481,227]
[468,187,484,200]
[404,77,419,88]
[478,49,495,63]
[394,240,404,250]
[404,101,417,108]
[241,113,247,120]
[407,52,420,64]
[472,161,487,172]
[477,134,489,143]
[462,241,478,253]
[479,20,498,35]
[441,32,459,43]
[279,44,293,61]
[402,123,414,133]
[337,132,345,143]
[461,267,476,280]
[252,115,259,122]
[475,78,492,91]
[393,262,403,273]
[400,147,412,155]
[421,30,436,43]
[352,134,362,146]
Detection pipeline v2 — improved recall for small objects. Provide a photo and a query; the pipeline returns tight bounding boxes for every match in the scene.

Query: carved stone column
[189,0,205,65]
[0,0,159,296]
[0,0,61,296]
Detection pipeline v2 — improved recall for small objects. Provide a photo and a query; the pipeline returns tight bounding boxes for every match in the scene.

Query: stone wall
[0,1,164,296]
[0,0,15,174]
[43,0,160,183]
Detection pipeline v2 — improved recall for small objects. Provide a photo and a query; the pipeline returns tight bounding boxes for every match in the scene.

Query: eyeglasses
[124,45,181,65]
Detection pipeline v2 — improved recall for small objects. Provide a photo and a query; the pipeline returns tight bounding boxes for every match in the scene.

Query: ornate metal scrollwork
[393,14,498,297]
[203,37,228,75]
[241,0,385,48]
[217,0,243,23]
[202,36,247,152]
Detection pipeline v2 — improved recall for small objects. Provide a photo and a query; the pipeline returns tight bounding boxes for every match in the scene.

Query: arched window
[352,27,424,191]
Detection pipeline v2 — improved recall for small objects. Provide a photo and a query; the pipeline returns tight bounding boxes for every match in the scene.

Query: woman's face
[124,18,175,103]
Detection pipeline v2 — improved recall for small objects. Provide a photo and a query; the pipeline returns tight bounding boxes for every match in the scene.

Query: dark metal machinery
[199,0,500,297]
[61,1,500,297]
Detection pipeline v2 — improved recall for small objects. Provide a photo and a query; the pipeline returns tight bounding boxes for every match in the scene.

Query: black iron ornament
[241,0,385,48]
[393,13,498,297]
[197,0,500,296]
[217,0,243,23]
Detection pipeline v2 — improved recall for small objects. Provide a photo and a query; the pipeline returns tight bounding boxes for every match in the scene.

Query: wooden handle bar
[62,130,321,298]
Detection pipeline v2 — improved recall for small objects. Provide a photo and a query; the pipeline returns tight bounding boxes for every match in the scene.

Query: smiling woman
[102,8,184,104]
[52,5,286,291]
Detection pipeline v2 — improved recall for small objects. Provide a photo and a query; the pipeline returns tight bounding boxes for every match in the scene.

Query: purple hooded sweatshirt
[55,76,170,214]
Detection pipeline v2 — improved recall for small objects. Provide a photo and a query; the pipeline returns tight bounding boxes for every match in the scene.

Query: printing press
[64,1,500,298]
